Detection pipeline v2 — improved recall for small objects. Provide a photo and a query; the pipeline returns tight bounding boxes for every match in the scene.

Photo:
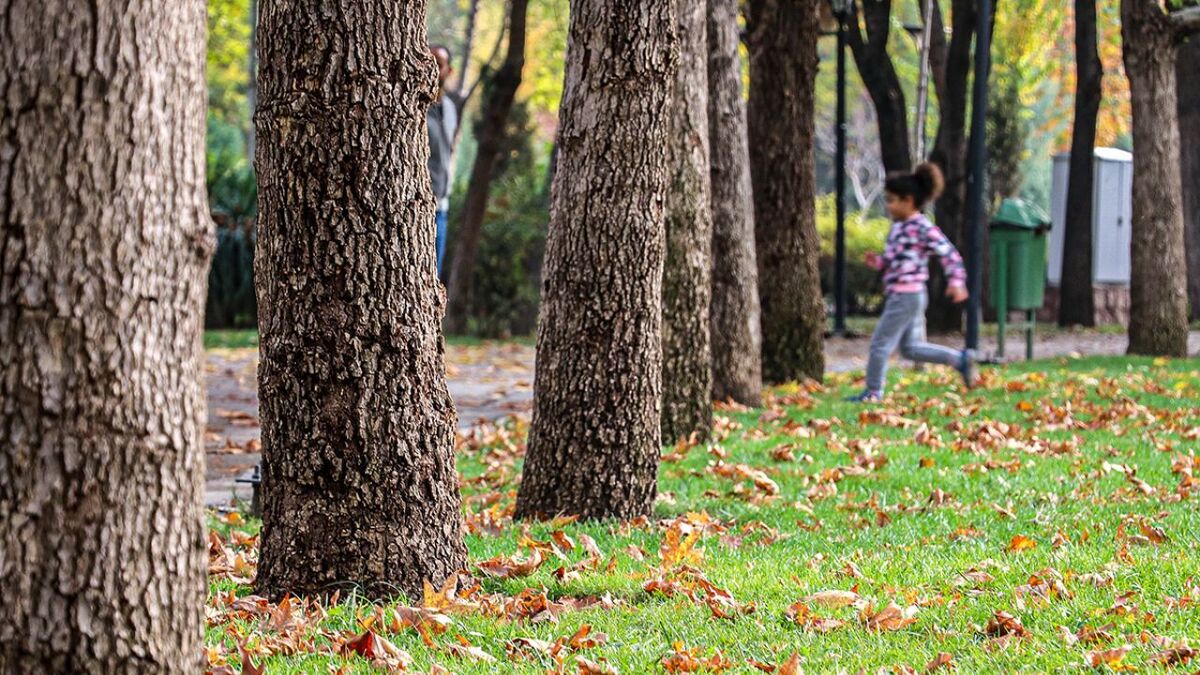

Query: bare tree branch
[1169,5,1200,34]
[462,5,511,107]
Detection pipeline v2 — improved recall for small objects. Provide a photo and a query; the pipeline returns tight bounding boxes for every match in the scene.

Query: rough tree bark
[925,0,975,332]
[1120,0,1196,356]
[254,0,468,599]
[445,0,529,333]
[847,0,912,174]
[515,0,677,521]
[707,0,763,407]
[662,0,714,443]
[746,0,826,384]
[1179,35,1200,323]
[1059,0,1102,327]
[1,2,210,670]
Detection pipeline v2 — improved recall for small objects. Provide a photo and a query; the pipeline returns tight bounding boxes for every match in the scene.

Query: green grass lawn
[203,328,534,350]
[207,356,1200,673]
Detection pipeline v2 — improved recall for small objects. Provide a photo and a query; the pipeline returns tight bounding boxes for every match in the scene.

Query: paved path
[204,330,1199,507]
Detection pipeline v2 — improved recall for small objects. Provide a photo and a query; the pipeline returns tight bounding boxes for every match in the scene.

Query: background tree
[1179,34,1200,322]
[446,0,530,332]
[253,0,468,599]
[1,2,210,669]
[925,0,976,331]
[707,0,763,406]
[662,0,715,442]
[846,0,912,173]
[1060,0,1103,327]
[1120,0,1199,356]
[515,0,678,521]
[747,0,826,383]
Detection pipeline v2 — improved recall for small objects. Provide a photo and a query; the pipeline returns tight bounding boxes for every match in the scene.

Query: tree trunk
[1059,0,1101,327]
[926,0,975,332]
[1120,0,1190,356]
[445,0,529,334]
[1179,35,1200,323]
[1,2,210,670]
[254,0,468,599]
[662,0,714,443]
[847,0,912,174]
[707,0,763,407]
[515,0,677,521]
[746,0,826,384]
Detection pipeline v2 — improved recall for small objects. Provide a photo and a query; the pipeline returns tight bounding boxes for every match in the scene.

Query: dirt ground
[204,329,1199,506]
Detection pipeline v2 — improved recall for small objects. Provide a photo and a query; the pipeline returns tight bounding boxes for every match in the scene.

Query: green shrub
[814,194,890,315]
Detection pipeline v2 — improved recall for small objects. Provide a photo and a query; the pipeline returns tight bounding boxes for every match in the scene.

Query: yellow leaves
[1006,535,1038,553]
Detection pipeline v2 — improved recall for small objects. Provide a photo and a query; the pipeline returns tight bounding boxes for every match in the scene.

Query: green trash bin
[988,198,1050,360]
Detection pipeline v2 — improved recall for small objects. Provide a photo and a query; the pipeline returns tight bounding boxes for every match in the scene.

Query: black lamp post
[830,0,853,336]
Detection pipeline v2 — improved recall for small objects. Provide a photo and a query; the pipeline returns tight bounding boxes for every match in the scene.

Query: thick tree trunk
[515,0,677,521]
[1179,36,1200,323]
[254,0,468,599]
[707,0,763,407]
[1,2,210,670]
[746,0,826,384]
[445,0,529,333]
[1059,0,1102,327]
[926,0,975,332]
[662,0,714,443]
[1121,0,1190,356]
[847,0,912,174]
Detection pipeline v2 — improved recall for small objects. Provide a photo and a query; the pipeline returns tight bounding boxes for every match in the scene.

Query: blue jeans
[434,209,449,277]
[866,291,962,392]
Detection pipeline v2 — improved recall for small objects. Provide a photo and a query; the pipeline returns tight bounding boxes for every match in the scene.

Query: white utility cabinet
[1047,147,1133,286]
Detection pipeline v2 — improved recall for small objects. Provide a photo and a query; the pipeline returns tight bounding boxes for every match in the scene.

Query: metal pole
[834,10,848,336]
[963,0,992,351]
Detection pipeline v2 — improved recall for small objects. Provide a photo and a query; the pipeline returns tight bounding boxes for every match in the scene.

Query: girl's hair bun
[912,162,945,202]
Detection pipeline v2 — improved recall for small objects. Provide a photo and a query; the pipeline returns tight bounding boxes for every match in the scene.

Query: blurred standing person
[428,44,459,277]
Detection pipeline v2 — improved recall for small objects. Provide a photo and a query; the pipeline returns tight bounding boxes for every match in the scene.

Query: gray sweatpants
[866,291,961,392]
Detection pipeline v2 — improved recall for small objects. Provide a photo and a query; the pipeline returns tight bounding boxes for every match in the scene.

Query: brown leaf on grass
[804,589,861,608]
[777,652,802,675]
[340,630,413,671]
[1148,641,1197,667]
[1085,644,1132,669]
[1006,535,1037,553]
[506,636,561,661]
[579,533,605,558]
[446,637,498,664]
[576,655,620,674]
[859,601,918,632]
[569,624,608,650]
[784,601,846,633]
[925,652,954,672]
[476,548,545,579]
[239,646,265,675]
[985,611,1029,639]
